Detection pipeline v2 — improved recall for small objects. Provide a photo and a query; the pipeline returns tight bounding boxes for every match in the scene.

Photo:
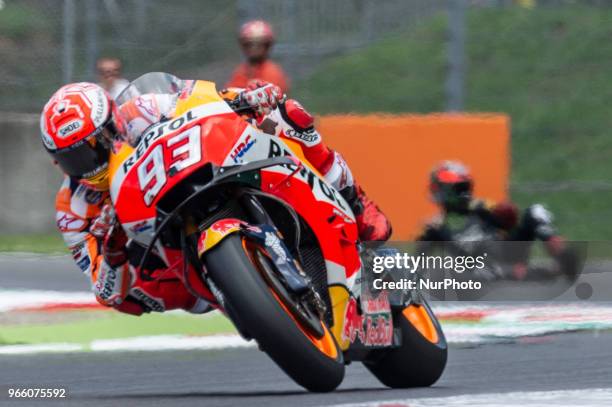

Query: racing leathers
[56,84,392,315]
[56,179,211,315]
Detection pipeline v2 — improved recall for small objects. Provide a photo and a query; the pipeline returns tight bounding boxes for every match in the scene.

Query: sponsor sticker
[285,128,319,144]
[267,139,350,213]
[77,256,91,273]
[131,288,165,312]
[40,130,57,150]
[342,294,393,347]
[57,120,83,139]
[95,266,118,301]
[56,212,87,232]
[70,243,85,258]
[91,88,108,127]
[129,220,153,235]
[85,189,104,205]
[230,134,257,163]
[264,231,288,265]
[211,219,243,233]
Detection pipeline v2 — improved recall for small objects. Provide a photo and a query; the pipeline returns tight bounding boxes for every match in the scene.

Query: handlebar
[227,95,256,116]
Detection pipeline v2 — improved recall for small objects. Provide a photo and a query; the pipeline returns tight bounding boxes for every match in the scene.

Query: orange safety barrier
[317,114,510,240]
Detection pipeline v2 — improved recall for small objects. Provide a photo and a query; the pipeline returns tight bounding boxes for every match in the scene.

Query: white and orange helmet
[40,82,125,190]
[239,20,275,45]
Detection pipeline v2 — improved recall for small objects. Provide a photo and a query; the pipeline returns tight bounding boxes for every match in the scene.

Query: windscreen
[115,72,185,145]
[115,72,184,106]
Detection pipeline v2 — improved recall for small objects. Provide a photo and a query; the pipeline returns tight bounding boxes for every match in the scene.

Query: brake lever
[228,95,256,116]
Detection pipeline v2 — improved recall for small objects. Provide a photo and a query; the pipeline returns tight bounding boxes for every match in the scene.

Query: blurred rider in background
[226,20,290,94]
[96,57,129,99]
[39,78,391,316]
[418,160,571,280]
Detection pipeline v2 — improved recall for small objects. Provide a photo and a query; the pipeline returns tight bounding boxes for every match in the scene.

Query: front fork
[193,194,315,306]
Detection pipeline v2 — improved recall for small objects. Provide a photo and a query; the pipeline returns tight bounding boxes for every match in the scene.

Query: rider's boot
[339,183,392,241]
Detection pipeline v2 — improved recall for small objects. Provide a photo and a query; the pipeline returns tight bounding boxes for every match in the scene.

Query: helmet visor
[452,181,472,196]
[51,134,110,179]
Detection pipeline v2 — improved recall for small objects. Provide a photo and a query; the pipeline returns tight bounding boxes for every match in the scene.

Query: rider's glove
[241,80,285,115]
[90,203,115,240]
[522,203,556,240]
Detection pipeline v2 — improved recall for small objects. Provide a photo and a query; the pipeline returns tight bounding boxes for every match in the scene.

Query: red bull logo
[342,296,393,346]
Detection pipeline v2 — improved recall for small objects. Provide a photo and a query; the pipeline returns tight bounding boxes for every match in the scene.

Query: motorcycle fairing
[109,79,363,347]
[197,218,244,256]
[228,133,362,284]
[109,103,245,219]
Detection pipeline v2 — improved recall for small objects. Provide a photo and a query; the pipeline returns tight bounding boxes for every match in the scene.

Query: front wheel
[364,301,447,388]
[204,234,345,392]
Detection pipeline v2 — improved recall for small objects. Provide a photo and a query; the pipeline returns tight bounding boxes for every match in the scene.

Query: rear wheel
[364,301,447,388]
[204,234,345,392]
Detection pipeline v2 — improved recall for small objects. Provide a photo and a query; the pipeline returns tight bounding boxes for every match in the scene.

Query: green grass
[0,311,235,346]
[0,234,66,254]
[294,5,612,240]
[0,3,51,40]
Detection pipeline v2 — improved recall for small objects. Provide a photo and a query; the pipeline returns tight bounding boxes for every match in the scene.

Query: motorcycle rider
[226,20,290,93]
[418,160,569,279]
[40,80,391,315]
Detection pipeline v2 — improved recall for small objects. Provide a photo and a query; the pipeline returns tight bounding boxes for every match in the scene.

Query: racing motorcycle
[110,72,447,392]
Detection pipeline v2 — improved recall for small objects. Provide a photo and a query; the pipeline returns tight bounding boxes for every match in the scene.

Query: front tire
[204,234,345,392]
[364,301,447,388]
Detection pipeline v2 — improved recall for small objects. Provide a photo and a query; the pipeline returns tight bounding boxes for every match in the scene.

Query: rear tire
[204,234,345,392]
[364,302,447,388]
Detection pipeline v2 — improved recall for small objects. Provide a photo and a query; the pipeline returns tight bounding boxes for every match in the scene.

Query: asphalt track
[0,254,89,292]
[0,332,610,407]
[1,254,612,406]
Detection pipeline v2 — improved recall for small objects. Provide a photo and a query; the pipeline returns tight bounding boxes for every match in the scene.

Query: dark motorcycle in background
[416,203,582,284]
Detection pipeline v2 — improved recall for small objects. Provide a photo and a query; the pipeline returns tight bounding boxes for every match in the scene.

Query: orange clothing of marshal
[227,60,290,94]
